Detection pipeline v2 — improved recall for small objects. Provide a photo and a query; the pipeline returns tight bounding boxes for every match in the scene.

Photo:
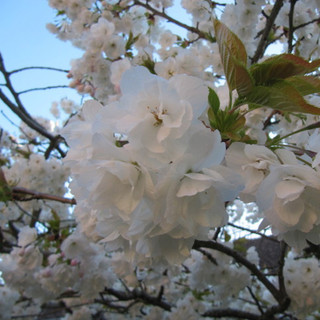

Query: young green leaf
[286,76,320,96]
[208,87,220,114]
[249,54,320,85]
[244,81,320,115]
[230,54,254,97]
[214,19,247,65]
[214,20,253,96]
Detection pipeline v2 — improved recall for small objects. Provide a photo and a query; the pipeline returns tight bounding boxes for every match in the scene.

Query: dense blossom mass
[1,0,320,319]
[63,66,244,265]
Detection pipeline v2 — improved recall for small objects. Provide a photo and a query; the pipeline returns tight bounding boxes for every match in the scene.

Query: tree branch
[228,223,279,243]
[247,286,265,315]
[194,247,218,265]
[203,307,260,319]
[12,186,76,205]
[288,0,297,53]
[277,241,288,297]
[0,52,67,158]
[19,85,69,95]
[251,0,284,64]
[10,66,69,74]
[192,240,282,303]
[101,286,172,312]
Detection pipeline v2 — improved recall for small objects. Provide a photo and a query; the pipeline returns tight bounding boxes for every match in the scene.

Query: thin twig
[0,52,67,157]
[247,286,265,315]
[194,247,218,265]
[227,223,279,243]
[10,66,69,74]
[19,85,69,95]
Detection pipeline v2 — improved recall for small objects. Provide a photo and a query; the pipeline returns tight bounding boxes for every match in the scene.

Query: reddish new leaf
[214,19,253,96]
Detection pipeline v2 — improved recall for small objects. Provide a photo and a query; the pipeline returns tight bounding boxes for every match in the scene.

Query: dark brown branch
[0,52,67,157]
[202,307,260,319]
[251,0,284,64]
[288,0,297,53]
[194,247,218,265]
[192,240,282,303]
[12,186,76,205]
[101,287,172,311]
[0,54,31,114]
[293,17,320,32]
[277,241,288,297]
[247,286,265,315]
[227,223,279,243]
[0,88,49,137]
[212,226,221,240]
[30,208,41,228]
[263,110,281,130]
[262,298,291,320]
[265,17,320,49]
[0,226,15,253]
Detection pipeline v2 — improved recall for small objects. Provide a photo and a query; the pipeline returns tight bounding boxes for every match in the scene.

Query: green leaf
[214,20,253,96]
[208,87,220,114]
[224,231,231,242]
[230,55,254,97]
[249,54,320,86]
[214,19,247,65]
[141,56,156,74]
[56,10,65,16]
[125,32,140,51]
[0,168,11,202]
[233,237,248,254]
[286,76,320,96]
[245,81,320,115]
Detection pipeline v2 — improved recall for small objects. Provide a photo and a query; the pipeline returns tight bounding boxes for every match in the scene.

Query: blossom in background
[256,164,320,249]
[225,142,297,201]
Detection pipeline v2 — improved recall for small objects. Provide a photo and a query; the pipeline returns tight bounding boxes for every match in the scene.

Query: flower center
[147,105,168,127]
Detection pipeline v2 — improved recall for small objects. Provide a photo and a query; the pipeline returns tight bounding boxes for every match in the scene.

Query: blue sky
[0,0,192,135]
[0,0,82,134]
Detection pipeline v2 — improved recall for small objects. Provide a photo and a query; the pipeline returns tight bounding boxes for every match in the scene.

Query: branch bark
[100,286,172,312]
[287,0,297,53]
[203,308,260,319]
[192,240,282,303]
[251,0,284,64]
[0,52,67,158]
[12,186,76,205]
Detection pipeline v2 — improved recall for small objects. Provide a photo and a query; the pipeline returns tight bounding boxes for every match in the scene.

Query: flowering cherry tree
[1,0,320,319]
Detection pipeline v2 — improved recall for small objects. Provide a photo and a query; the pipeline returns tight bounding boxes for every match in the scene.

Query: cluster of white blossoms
[226,141,320,249]
[0,226,116,314]
[186,247,250,300]
[284,252,320,317]
[257,164,320,249]
[0,153,71,226]
[2,0,320,319]
[63,66,244,265]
